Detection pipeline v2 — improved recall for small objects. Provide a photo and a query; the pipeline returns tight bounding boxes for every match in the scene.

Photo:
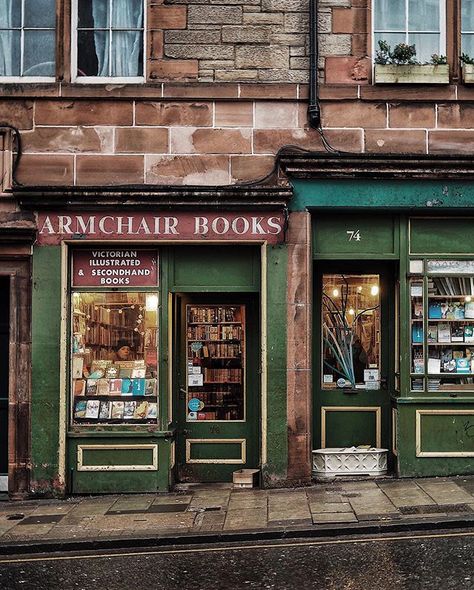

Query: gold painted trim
[170,441,175,469]
[77,444,158,471]
[168,291,173,425]
[261,243,267,466]
[186,438,246,464]
[321,406,382,448]
[58,242,69,487]
[392,408,398,456]
[416,409,474,457]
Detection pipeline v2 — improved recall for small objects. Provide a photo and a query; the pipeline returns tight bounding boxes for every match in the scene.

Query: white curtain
[92,0,109,77]
[0,0,14,76]
[92,0,143,77]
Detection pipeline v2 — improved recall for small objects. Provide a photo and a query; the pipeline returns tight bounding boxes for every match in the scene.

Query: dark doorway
[0,276,9,491]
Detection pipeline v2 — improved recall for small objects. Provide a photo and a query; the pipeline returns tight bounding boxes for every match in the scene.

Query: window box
[374,64,449,84]
[462,64,474,84]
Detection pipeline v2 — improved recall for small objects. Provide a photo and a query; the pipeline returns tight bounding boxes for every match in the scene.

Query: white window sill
[72,77,145,85]
[0,77,56,84]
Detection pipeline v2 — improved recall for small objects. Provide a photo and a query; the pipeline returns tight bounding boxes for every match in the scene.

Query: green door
[0,277,9,492]
[313,262,396,455]
[175,293,260,483]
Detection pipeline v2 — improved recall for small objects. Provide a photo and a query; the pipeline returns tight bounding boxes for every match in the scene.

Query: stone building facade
[1,0,474,497]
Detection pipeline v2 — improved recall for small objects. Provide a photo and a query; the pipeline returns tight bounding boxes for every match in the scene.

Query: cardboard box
[232,468,260,488]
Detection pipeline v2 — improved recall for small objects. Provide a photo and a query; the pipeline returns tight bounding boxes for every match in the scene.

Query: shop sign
[72,249,158,287]
[37,212,285,245]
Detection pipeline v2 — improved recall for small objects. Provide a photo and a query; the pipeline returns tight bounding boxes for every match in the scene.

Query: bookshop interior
[410,260,474,393]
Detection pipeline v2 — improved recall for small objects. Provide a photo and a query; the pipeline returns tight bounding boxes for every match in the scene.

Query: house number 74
[347,230,362,241]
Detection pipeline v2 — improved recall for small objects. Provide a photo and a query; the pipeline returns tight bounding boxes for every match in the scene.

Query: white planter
[374,64,449,84]
[312,447,388,478]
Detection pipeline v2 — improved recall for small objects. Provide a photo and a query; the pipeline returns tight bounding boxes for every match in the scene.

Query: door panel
[314,263,396,454]
[175,293,260,482]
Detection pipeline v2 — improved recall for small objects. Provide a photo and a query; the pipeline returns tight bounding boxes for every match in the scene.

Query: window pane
[24,0,56,29]
[112,0,143,29]
[374,0,405,31]
[0,30,20,75]
[462,33,474,56]
[23,30,55,76]
[111,30,142,76]
[0,0,21,28]
[78,29,109,76]
[462,2,474,32]
[79,0,109,29]
[322,275,381,389]
[408,33,440,62]
[186,305,245,421]
[374,32,406,52]
[71,292,159,425]
[409,0,440,32]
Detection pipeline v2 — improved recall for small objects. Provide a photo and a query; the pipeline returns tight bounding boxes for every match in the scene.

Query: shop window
[72,0,145,82]
[0,0,56,81]
[373,0,446,63]
[322,275,381,390]
[70,249,159,425]
[410,259,474,393]
[186,305,245,421]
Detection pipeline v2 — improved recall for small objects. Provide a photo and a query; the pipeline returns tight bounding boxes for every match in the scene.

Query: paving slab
[312,512,358,524]
[268,491,311,521]
[309,502,353,514]
[416,480,474,505]
[346,488,400,517]
[224,508,267,530]
[107,496,154,513]
[228,493,268,510]
[377,481,436,508]
[151,494,192,506]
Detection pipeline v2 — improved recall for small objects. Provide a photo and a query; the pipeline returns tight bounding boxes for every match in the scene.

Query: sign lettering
[37,212,285,245]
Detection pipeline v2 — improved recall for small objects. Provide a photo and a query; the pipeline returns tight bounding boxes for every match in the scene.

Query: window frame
[372,0,447,64]
[71,0,146,84]
[0,0,57,83]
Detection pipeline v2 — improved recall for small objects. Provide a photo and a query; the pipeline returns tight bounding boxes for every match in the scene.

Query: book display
[410,265,474,392]
[186,304,245,421]
[71,291,159,424]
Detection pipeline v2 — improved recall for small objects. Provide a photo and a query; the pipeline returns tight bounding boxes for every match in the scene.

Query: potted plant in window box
[460,53,474,84]
[374,40,449,84]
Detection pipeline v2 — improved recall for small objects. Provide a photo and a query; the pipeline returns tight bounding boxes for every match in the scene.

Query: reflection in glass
[24,0,56,28]
[0,30,20,76]
[322,275,380,389]
[374,0,405,31]
[408,0,439,32]
[23,30,55,76]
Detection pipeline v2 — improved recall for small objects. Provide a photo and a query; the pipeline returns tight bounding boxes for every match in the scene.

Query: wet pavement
[1,476,474,550]
[0,529,473,589]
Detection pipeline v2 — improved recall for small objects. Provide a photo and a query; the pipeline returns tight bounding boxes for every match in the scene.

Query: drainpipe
[307,0,321,129]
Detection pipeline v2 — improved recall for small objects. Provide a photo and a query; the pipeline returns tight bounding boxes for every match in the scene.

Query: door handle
[179,387,187,399]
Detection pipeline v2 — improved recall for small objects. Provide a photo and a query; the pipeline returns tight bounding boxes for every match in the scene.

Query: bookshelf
[410,272,474,393]
[71,292,159,425]
[186,304,245,421]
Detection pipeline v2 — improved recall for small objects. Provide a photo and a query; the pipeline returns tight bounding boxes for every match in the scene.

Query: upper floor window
[0,0,56,81]
[373,0,446,63]
[462,2,474,57]
[72,0,145,82]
